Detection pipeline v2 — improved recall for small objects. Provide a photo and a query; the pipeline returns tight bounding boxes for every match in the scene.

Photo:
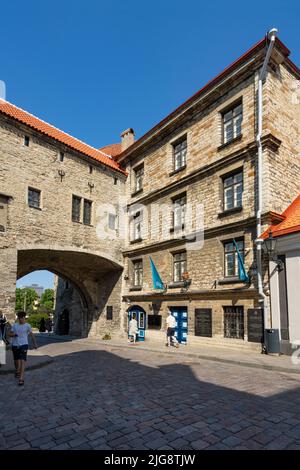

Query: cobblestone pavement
[1,337,300,450]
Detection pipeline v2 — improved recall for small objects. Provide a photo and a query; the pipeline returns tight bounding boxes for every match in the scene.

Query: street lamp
[263,231,283,270]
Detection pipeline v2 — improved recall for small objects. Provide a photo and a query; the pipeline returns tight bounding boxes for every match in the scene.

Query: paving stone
[222,436,242,447]
[1,337,300,452]
[191,439,210,450]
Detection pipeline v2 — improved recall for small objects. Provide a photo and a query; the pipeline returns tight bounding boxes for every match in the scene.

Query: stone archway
[4,245,124,338]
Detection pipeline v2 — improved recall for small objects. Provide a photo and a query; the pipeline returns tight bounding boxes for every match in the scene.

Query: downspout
[255,28,278,350]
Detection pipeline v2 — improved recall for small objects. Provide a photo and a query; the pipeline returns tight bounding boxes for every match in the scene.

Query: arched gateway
[0,100,127,338]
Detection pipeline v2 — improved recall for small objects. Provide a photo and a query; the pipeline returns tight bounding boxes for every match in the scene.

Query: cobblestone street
[1,337,300,450]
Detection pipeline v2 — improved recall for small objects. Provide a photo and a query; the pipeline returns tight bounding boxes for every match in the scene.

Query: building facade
[1,34,300,350]
[119,36,300,350]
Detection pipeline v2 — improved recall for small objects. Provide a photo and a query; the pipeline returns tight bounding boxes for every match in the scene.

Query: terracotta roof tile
[0,99,126,175]
[262,194,300,238]
[99,143,122,159]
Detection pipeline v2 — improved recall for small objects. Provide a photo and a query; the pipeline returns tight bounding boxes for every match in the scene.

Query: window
[133,260,143,287]
[224,306,244,339]
[133,211,142,241]
[108,213,117,230]
[223,170,243,211]
[28,188,41,209]
[148,315,162,330]
[106,306,113,320]
[222,102,243,144]
[59,151,64,162]
[134,165,144,193]
[24,135,30,147]
[173,137,187,171]
[89,165,93,174]
[173,251,187,282]
[72,195,81,222]
[83,199,92,225]
[172,194,186,229]
[224,239,244,277]
[114,177,118,186]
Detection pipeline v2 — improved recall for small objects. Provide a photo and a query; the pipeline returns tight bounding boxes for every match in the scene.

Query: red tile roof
[0,99,126,175]
[262,194,300,238]
[99,143,122,159]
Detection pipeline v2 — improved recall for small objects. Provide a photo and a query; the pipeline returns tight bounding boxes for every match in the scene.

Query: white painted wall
[270,233,300,344]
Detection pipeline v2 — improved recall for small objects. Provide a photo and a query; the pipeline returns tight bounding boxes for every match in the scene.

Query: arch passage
[1,247,123,338]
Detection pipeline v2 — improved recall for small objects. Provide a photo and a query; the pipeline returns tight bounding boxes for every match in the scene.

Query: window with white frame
[132,211,142,240]
[224,239,244,277]
[173,251,187,282]
[222,102,243,144]
[134,164,144,193]
[133,259,143,287]
[173,137,187,171]
[223,170,243,211]
[172,194,186,229]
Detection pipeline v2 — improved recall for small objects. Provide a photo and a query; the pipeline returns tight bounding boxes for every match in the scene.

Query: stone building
[1,33,300,350]
[0,100,127,337]
[118,35,300,350]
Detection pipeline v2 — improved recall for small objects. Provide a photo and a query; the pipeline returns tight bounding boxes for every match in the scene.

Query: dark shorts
[167,327,175,337]
[12,345,28,361]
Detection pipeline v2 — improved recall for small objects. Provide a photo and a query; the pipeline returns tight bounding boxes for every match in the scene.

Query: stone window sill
[170,225,185,233]
[131,188,143,198]
[218,277,244,285]
[218,206,243,218]
[169,165,186,177]
[168,282,185,289]
[28,205,42,211]
[217,134,243,151]
[130,238,143,244]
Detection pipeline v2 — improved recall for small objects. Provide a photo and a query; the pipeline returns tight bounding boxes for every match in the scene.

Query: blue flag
[233,239,249,282]
[150,257,164,290]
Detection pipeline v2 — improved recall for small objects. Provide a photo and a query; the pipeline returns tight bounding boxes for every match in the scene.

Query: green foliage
[15,288,38,312]
[40,289,54,310]
[27,313,49,329]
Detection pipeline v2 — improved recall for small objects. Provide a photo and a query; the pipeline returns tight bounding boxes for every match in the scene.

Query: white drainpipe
[255,28,278,347]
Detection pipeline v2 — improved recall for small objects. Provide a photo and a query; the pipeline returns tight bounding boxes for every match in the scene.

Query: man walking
[9,311,38,385]
[165,310,179,347]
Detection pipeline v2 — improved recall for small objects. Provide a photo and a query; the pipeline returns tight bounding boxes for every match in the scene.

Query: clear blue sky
[4,0,300,289]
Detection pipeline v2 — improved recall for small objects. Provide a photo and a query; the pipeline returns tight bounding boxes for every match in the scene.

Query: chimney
[121,128,134,151]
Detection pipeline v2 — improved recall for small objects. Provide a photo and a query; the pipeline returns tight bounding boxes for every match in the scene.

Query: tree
[15,288,38,312]
[40,289,54,310]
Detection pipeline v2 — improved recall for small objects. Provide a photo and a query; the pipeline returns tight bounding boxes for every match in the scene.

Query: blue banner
[233,239,249,282]
[150,257,164,290]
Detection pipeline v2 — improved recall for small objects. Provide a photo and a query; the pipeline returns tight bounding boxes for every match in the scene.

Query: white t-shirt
[129,319,138,334]
[166,315,176,328]
[11,323,32,347]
